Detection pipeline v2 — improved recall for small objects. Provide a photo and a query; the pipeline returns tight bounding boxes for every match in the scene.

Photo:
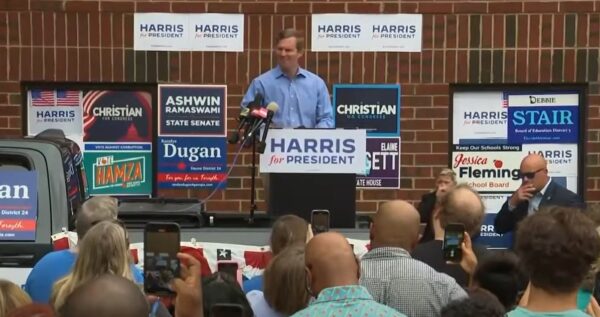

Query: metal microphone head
[266,102,279,113]
[240,107,251,118]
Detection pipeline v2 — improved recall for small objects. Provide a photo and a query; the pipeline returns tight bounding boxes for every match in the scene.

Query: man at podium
[241,28,334,129]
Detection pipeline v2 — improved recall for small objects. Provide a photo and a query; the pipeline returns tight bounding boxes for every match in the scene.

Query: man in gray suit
[494,153,583,234]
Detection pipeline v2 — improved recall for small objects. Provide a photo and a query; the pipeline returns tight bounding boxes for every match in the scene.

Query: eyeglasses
[518,168,545,179]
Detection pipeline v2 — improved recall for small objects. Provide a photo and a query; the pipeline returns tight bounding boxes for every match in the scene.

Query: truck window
[0,155,32,171]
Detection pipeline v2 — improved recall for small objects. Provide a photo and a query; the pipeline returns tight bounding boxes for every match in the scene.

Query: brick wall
[1,0,599,214]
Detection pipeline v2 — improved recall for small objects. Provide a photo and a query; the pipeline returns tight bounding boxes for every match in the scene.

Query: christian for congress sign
[260,129,366,174]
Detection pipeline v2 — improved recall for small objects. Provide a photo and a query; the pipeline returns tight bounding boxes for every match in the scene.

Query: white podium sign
[259,129,366,174]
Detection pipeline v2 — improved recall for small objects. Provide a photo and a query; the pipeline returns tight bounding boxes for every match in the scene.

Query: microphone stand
[245,122,263,225]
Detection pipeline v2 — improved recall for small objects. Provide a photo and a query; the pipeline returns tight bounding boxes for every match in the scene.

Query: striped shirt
[359,247,468,317]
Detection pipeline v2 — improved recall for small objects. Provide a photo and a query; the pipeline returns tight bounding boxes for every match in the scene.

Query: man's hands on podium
[509,184,536,209]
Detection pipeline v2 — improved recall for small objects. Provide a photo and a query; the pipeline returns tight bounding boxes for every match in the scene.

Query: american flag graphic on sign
[30,90,55,106]
[56,90,80,106]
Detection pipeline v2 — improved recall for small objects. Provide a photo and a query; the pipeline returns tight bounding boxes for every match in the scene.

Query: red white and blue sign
[157,137,228,189]
[158,85,227,137]
[333,84,400,136]
[507,93,579,144]
[0,171,38,241]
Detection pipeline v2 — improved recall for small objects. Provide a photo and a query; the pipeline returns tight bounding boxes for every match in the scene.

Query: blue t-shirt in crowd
[24,249,143,303]
[243,275,264,293]
[508,307,590,317]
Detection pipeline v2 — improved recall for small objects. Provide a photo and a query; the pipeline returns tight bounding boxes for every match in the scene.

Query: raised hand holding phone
[172,252,203,317]
[144,222,181,295]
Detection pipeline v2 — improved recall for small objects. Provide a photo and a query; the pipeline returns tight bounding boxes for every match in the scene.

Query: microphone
[257,102,279,154]
[246,107,269,138]
[228,107,251,144]
[230,93,263,144]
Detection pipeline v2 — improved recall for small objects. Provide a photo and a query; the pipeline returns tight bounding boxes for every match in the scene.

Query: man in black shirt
[412,184,488,287]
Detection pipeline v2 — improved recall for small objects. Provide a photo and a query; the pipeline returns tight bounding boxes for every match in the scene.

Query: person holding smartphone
[359,200,467,316]
[412,184,488,287]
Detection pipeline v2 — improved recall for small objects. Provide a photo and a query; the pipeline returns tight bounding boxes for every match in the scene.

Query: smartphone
[144,222,181,295]
[217,260,243,286]
[311,209,330,234]
[211,303,245,317]
[443,223,465,262]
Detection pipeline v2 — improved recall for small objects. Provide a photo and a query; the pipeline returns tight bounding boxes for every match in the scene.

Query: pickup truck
[0,129,87,285]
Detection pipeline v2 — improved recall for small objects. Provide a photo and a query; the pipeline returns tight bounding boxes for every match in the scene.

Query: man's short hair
[441,288,505,317]
[202,272,253,317]
[276,28,304,52]
[437,168,457,184]
[516,206,600,294]
[473,250,527,310]
[75,196,118,239]
[438,184,485,236]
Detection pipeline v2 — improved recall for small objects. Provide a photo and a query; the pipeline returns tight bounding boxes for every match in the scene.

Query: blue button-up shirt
[290,285,406,317]
[241,66,334,129]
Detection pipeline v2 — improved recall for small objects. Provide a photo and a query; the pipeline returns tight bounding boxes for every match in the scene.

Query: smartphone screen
[443,224,464,261]
[144,222,181,295]
[312,210,330,234]
[211,304,245,317]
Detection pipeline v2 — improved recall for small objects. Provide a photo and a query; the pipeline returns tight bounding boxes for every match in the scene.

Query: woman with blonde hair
[0,279,32,317]
[247,245,309,317]
[417,168,457,243]
[50,220,136,310]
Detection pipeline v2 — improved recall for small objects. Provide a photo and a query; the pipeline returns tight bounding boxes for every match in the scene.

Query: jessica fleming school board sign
[260,129,366,174]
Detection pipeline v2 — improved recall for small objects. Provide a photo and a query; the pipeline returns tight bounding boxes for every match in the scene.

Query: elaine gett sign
[260,129,366,174]
[134,13,244,52]
[311,14,422,52]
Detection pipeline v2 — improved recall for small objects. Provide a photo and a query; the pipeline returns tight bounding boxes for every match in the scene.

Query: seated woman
[50,220,139,311]
[1,279,32,317]
[417,168,457,243]
[247,245,309,317]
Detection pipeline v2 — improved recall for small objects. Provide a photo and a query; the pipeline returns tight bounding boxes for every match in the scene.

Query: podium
[260,129,366,229]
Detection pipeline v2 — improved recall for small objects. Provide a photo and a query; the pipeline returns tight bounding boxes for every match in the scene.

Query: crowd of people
[2,153,600,317]
[1,26,599,317]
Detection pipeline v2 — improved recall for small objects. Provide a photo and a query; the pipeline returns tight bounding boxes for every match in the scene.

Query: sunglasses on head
[518,168,544,179]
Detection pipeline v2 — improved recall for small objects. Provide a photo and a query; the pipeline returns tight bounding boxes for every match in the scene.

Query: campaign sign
[522,143,579,194]
[157,137,228,189]
[452,92,507,145]
[83,90,153,142]
[28,90,83,137]
[134,13,189,51]
[260,129,366,174]
[189,14,244,52]
[452,150,524,193]
[159,85,227,137]
[0,171,38,241]
[474,194,513,249]
[333,84,400,136]
[507,93,579,144]
[83,151,152,195]
[311,14,422,52]
[357,138,400,188]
